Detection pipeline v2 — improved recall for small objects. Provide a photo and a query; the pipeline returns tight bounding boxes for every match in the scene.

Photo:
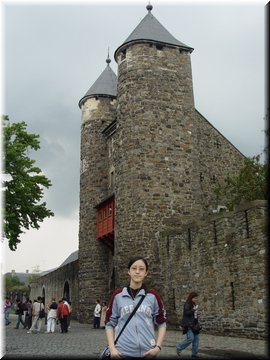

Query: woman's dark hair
[127,256,149,271]
[186,292,199,303]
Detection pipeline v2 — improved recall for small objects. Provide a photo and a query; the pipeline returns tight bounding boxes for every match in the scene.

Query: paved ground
[2,315,268,359]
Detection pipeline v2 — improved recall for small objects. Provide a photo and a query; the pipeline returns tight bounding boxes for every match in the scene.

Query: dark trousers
[93,316,100,328]
[60,315,68,333]
[16,314,25,329]
[25,313,32,329]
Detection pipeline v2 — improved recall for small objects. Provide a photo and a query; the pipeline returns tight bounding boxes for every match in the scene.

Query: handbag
[191,322,202,334]
[38,303,45,318]
[100,293,146,360]
[100,346,111,360]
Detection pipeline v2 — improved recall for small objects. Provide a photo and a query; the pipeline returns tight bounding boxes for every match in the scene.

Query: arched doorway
[63,281,70,302]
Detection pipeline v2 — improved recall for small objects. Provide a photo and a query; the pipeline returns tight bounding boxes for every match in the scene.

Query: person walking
[100,301,108,329]
[22,298,29,324]
[57,297,70,333]
[4,296,12,326]
[25,298,33,330]
[14,298,26,329]
[27,297,44,334]
[45,297,58,333]
[104,255,167,358]
[176,292,201,358]
[67,301,72,329]
[93,299,101,329]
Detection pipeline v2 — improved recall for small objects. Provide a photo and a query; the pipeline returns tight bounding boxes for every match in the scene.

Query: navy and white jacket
[105,287,167,358]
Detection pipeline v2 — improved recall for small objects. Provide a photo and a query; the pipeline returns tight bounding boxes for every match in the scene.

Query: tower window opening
[211,174,217,183]
[109,170,115,189]
[166,235,170,255]
[121,50,126,60]
[214,139,221,148]
[244,210,250,238]
[187,228,192,250]
[156,44,163,50]
[230,282,235,310]
[213,220,217,244]
[172,288,176,310]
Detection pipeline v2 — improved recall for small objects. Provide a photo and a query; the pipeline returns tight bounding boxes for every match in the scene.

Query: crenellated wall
[30,200,267,339]
[158,200,267,339]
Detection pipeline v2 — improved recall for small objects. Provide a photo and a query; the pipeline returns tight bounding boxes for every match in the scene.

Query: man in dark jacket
[14,298,26,329]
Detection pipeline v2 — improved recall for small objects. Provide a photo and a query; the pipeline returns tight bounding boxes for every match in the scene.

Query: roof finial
[146,2,153,12]
[106,47,111,65]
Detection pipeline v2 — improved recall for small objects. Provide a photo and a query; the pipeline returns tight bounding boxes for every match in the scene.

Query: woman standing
[105,256,167,358]
[45,297,58,333]
[176,292,201,358]
[4,296,12,325]
[57,297,70,333]
[100,302,108,329]
[27,297,44,334]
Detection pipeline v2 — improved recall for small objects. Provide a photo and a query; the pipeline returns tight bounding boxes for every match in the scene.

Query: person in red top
[57,297,70,333]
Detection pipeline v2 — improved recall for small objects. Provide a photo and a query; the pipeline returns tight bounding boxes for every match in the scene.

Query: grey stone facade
[78,5,250,323]
[159,200,267,339]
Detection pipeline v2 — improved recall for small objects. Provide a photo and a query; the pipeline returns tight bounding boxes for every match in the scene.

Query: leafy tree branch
[3,115,54,250]
[214,154,267,211]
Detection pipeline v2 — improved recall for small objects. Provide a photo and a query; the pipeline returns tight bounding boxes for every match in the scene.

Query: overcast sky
[0,0,267,275]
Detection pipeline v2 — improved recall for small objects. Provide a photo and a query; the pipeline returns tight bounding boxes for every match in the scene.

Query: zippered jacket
[180,301,196,328]
[105,287,166,358]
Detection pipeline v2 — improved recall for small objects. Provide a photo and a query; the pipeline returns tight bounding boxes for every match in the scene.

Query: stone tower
[112,5,204,287]
[78,5,244,322]
[78,56,117,320]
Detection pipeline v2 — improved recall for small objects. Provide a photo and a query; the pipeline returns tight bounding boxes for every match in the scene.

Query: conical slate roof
[114,4,193,60]
[79,57,117,108]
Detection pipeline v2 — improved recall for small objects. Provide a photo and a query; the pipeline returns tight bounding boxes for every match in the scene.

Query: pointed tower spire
[146,2,153,12]
[114,4,193,60]
[79,53,117,108]
[106,47,111,66]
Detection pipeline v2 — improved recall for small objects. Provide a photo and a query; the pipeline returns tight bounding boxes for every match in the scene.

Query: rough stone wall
[30,260,79,318]
[159,200,267,339]
[110,43,246,290]
[194,110,245,212]
[75,32,265,338]
[113,43,202,286]
[30,201,267,338]
[78,97,117,321]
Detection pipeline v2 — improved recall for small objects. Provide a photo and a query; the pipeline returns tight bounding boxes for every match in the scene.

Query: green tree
[2,115,54,250]
[215,154,267,211]
[5,274,24,288]
[4,274,29,300]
